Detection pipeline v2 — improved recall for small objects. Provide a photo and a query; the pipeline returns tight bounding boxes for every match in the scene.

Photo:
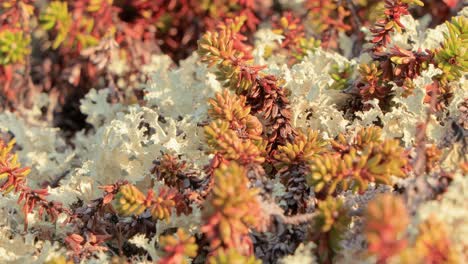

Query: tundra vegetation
[0,1,466,263]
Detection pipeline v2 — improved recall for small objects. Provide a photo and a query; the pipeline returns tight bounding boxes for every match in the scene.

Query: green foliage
[197,16,247,66]
[208,90,263,140]
[331,125,383,152]
[115,184,177,221]
[307,154,344,194]
[274,129,327,168]
[202,162,262,252]
[292,37,321,60]
[307,127,408,194]
[149,187,178,221]
[313,197,351,256]
[357,62,386,100]
[197,16,258,93]
[40,1,72,49]
[434,16,468,85]
[328,62,353,90]
[40,1,98,49]
[159,228,198,264]
[0,30,30,65]
[272,12,321,63]
[115,184,147,216]
[204,120,266,165]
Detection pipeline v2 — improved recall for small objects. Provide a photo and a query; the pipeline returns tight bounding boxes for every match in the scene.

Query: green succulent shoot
[308,127,407,195]
[292,37,321,61]
[40,1,72,49]
[434,16,468,85]
[312,197,351,262]
[40,1,99,50]
[0,30,31,65]
[328,62,353,90]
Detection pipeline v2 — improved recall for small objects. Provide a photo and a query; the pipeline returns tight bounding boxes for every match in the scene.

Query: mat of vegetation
[0,1,466,263]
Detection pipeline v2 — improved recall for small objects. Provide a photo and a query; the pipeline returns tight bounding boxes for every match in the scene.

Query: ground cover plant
[0,0,467,263]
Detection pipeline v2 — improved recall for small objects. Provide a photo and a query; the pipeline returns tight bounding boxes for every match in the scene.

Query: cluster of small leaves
[306,0,352,34]
[311,197,351,263]
[365,195,460,264]
[198,25,277,258]
[355,62,389,102]
[131,0,262,62]
[158,228,198,264]
[201,162,263,256]
[273,129,327,213]
[40,0,118,51]
[271,12,321,64]
[434,16,468,85]
[205,120,266,167]
[115,184,182,221]
[307,126,409,194]
[0,0,268,124]
[115,184,150,217]
[370,0,424,53]
[65,232,110,261]
[208,90,263,141]
[265,126,409,258]
[0,0,34,106]
[328,63,354,91]
[200,21,268,203]
[364,194,409,263]
[63,181,122,260]
[0,0,33,65]
[0,30,30,65]
[344,0,430,108]
[66,179,169,261]
[356,45,430,104]
[0,139,69,229]
[40,1,73,50]
[198,17,295,146]
[304,0,354,50]
[198,16,256,93]
[302,0,444,53]
[274,129,328,168]
[355,0,465,111]
[411,218,460,263]
[0,139,30,194]
[150,154,201,190]
[388,46,433,94]
[150,154,209,206]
